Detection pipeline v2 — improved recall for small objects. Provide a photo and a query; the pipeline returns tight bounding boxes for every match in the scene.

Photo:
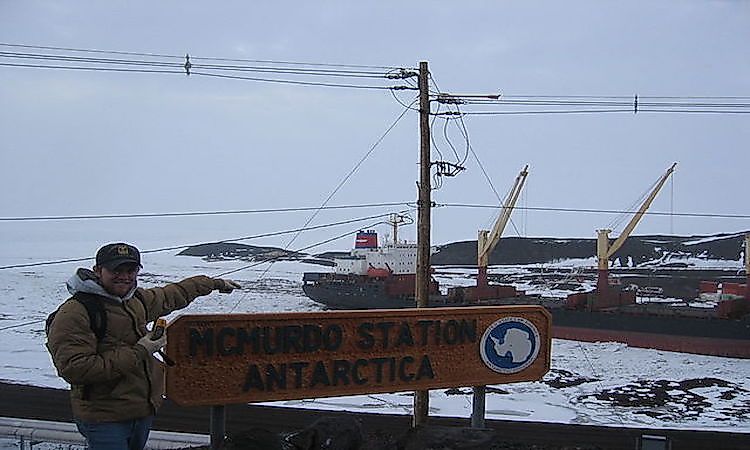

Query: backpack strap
[71,293,107,342]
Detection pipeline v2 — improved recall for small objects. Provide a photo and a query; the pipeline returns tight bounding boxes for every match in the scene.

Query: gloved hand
[214,278,241,293]
[136,331,167,355]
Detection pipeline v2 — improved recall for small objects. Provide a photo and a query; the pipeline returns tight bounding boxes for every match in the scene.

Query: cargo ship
[302,229,750,359]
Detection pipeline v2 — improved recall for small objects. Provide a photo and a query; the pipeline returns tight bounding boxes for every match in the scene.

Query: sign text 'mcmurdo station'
[165,306,551,406]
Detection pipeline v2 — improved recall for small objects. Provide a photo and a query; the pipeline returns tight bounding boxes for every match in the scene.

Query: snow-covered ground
[1,237,748,435]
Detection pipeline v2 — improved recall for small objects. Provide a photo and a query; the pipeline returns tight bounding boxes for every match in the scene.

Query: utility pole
[413,60,431,427]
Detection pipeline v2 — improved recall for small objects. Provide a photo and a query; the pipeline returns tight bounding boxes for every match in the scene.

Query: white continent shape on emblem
[490,328,532,363]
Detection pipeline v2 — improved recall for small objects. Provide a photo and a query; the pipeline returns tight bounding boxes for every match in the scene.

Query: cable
[0,43,409,71]
[455,110,471,167]
[0,202,413,222]
[465,109,750,115]
[0,62,183,75]
[0,52,415,91]
[427,72,443,96]
[190,63,390,78]
[191,56,406,71]
[449,96,750,108]
[430,102,445,160]
[439,203,750,219]
[670,174,675,235]
[499,94,750,100]
[1,204,745,269]
[0,61,403,90]
[436,92,750,115]
[390,89,420,111]
[0,42,183,59]
[0,50,401,78]
[0,51,180,68]
[4,46,745,105]
[254,99,418,285]
[216,214,412,278]
[221,223,388,312]
[573,341,627,426]
[606,177,661,232]
[191,70,401,90]
[442,115,461,163]
[465,140,524,237]
[0,100,418,273]
[637,109,750,114]
[463,109,637,115]
[281,98,418,250]
[0,319,46,333]
[0,216,411,331]
[0,210,410,271]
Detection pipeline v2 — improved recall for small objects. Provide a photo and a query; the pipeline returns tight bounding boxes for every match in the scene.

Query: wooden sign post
[166,306,551,406]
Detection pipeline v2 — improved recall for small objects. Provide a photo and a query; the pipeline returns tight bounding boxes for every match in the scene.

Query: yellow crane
[476,165,529,300]
[593,162,677,308]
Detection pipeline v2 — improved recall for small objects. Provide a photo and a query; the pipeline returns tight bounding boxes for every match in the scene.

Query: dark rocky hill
[178,232,747,269]
[431,231,748,267]
[177,242,305,261]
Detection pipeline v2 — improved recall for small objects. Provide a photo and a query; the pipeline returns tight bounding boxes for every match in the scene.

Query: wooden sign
[165,306,551,406]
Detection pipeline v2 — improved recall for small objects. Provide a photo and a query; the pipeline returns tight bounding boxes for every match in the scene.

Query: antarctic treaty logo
[480,317,541,374]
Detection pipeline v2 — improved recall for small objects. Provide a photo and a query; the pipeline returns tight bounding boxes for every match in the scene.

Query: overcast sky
[1,1,748,256]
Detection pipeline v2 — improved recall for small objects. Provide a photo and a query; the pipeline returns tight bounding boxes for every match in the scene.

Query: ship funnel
[355,230,378,249]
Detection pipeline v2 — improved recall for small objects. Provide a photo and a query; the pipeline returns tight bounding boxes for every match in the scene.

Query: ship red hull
[553,325,750,358]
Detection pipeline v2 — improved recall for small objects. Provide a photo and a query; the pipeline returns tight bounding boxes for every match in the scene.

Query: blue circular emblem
[480,317,540,374]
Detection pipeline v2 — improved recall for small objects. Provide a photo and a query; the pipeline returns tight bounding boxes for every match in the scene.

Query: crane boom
[605,162,677,261]
[478,165,529,267]
[591,162,678,308]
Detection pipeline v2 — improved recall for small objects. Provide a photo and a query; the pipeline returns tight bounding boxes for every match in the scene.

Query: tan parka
[46,273,220,422]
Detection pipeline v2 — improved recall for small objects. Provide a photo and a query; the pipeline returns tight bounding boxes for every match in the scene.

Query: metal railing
[0,417,209,450]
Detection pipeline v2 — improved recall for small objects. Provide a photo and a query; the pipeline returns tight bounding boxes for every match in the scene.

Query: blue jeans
[75,416,154,450]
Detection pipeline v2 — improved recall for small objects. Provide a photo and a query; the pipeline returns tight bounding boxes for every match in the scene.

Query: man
[46,242,240,450]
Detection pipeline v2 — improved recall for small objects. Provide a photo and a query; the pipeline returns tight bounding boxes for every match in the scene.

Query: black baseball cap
[96,243,142,270]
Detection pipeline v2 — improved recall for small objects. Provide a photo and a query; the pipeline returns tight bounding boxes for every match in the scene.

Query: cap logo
[116,245,130,256]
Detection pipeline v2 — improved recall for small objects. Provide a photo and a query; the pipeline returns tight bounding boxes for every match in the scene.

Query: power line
[0,210,410,271]
[637,109,750,114]
[0,62,408,91]
[280,98,418,251]
[0,215,408,333]
[500,94,750,100]
[216,220,389,278]
[251,99,418,284]
[0,45,416,91]
[192,56,405,71]
[460,99,750,108]
[0,202,742,271]
[6,44,746,110]
[462,109,634,115]
[0,42,407,70]
[436,92,750,115]
[440,203,750,220]
[0,42,184,60]
[191,70,402,91]
[0,62,183,75]
[2,202,746,225]
[463,109,749,115]
[0,202,413,222]
[439,94,750,106]
[0,50,397,78]
[0,319,47,333]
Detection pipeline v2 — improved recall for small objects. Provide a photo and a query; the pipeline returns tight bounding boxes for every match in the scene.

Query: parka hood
[66,268,137,302]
